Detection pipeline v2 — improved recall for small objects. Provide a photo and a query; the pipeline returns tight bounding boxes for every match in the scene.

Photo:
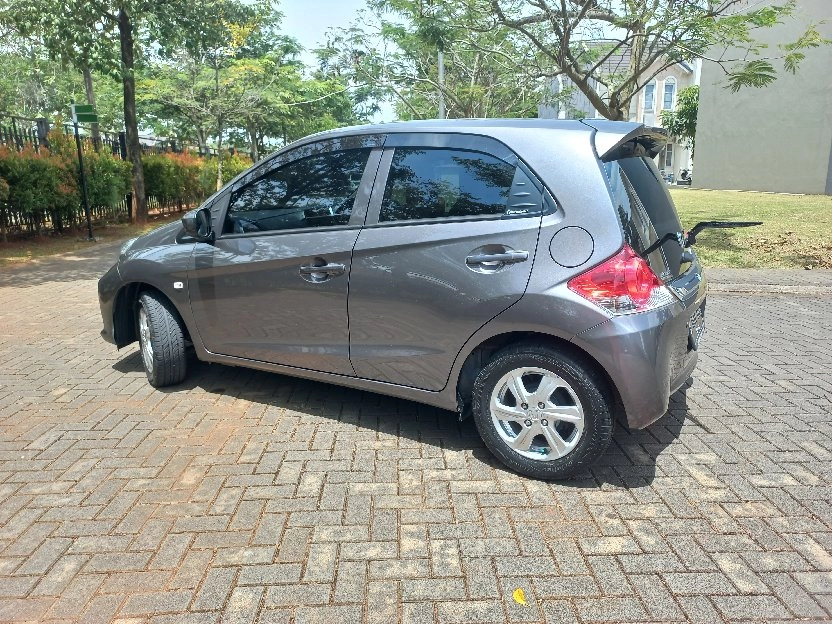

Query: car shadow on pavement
[113,350,689,486]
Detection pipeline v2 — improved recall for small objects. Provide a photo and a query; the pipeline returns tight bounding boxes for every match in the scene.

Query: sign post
[71,102,98,241]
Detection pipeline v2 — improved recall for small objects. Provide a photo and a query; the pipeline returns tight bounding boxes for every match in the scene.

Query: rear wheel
[471,345,613,479]
[137,292,187,387]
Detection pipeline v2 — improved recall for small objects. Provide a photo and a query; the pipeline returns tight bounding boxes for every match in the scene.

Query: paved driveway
[0,245,831,623]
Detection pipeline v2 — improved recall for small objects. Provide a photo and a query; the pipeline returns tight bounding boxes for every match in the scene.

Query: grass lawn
[0,213,182,268]
[670,188,832,269]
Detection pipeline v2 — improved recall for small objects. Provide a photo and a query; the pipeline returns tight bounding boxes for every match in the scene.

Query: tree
[142,1,364,169]
[319,0,546,120]
[483,0,829,121]
[661,85,699,154]
[2,0,206,224]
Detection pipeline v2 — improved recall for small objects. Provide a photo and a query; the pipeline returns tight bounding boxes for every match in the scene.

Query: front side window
[380,148,536,222]
[224,148,372,234]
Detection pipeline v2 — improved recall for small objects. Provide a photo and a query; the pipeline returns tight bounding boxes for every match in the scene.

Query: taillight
[568,244,674,315]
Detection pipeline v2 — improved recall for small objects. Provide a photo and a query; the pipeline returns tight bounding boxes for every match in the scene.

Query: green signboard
[71,103,98,124]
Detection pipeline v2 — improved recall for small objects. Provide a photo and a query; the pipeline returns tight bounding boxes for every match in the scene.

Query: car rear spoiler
[580,119,668,161]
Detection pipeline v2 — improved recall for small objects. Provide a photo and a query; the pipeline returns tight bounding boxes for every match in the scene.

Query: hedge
[0,137,253,241]
[0,131,132,240]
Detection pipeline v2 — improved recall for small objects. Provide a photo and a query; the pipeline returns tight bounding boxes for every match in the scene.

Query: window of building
[379,148,538,222]
[663,78,676,111]
[643,82,656,113]
[664,143,674,170]
[224,148,372,234]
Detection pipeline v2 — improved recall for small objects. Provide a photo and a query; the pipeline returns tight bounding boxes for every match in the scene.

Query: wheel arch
[113,282,192,348]
[455,331,623,421]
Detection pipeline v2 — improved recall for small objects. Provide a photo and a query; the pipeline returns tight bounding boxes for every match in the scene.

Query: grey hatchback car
[99,119,707,479]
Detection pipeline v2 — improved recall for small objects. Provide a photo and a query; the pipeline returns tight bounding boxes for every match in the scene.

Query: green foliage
[138,0,361,163]
[0,145,76,233]
[199,151,252,195]
[85,149,132,208]
[0,128,131,235]
[726,60,778,92]
[467,0,832,121]
[660,86,699,153]
[319,0,542,120]
[143,152,204,205]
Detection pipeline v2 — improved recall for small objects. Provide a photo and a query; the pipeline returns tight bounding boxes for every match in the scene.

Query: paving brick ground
[0,246,831,623]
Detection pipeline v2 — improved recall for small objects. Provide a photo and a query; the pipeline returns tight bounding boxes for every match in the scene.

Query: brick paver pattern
[0,247,831,623]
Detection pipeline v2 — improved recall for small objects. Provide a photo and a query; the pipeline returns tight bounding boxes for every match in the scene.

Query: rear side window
[380,148,538,222]
[604,158,684,280]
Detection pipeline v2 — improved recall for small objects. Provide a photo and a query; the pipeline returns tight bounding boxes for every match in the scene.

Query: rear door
[348,133,545,391]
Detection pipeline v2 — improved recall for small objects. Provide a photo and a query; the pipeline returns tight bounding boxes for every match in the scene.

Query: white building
[539,51,700,181]
[694,0,832,194]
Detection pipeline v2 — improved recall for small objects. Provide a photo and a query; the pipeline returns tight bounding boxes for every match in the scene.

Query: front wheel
[471,345,613,480]
[137,292,187,388]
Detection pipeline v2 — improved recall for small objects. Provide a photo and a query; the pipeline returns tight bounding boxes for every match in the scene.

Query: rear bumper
[572,295,704,429]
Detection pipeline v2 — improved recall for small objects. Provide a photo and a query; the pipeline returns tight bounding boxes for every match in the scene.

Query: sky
[278,0,395,122]
[279,0,367,65]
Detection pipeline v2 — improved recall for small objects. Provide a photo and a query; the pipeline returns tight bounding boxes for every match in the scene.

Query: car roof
[298,117,639,140]
[285,118,658,161]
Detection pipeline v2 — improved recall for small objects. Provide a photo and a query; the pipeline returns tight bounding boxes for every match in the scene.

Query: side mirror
[182,207,214,243]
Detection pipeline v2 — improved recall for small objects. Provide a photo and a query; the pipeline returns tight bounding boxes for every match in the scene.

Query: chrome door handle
[299,263,346,276]
[466,250,529,266]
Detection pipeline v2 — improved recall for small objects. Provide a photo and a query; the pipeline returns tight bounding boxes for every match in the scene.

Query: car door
[187,135,384,376]
[348,133,545,391]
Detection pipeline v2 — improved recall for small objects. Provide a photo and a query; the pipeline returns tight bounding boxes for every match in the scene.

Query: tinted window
[604,159,675,280]
[380,148,535,222]
[225,148,371,234]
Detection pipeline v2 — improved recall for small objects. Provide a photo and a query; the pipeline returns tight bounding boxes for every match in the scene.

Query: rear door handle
[299,263,346,276]
[466,250,529,266]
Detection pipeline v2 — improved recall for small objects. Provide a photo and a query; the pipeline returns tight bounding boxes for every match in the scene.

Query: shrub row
[143,151,253,213]
[0,134,252,240]
[0,131,133,240]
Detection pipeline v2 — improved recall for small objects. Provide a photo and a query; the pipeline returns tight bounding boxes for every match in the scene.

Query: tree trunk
[82,67,101,149]
[216,119,224,192]
[118,7,148,225]
[194,126,207,155]
[247,123,259,162]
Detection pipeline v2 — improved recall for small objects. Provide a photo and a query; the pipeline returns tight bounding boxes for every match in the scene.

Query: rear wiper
[685,221,762,246]
[639,220,763,260]
[642,231,684,257]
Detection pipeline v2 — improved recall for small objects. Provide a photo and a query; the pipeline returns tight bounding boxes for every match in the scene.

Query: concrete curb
[708,283,832,296]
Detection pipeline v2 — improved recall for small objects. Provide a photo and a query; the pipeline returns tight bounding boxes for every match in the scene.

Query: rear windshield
[604,157,684,281]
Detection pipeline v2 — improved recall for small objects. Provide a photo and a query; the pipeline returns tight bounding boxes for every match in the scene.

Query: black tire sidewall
[138,296,160,386]
[137,292,186,387]
[472,347,613,480]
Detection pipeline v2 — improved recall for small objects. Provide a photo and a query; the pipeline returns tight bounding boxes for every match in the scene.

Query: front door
[348,134,545,391]
[188,138,382,376]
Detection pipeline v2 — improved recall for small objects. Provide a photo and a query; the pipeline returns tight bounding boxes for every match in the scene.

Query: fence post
[119,131,133,222]
[35,118,51,151]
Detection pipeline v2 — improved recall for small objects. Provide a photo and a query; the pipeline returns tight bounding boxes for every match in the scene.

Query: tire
[471,345,613,480]
[136,291,187,388]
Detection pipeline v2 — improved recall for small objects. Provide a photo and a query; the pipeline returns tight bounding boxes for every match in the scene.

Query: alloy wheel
[489,366,585,461]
